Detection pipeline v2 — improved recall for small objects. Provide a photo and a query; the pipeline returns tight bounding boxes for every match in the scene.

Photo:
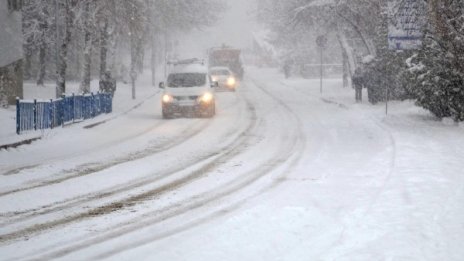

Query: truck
[208,46,244,79]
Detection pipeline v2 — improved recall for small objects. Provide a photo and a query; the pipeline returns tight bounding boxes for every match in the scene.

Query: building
[0,0,23,106]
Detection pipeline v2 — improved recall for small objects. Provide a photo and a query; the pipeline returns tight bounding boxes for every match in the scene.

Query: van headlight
[227,77,236,86]
[162,94,174,103]
[199,92,213,103]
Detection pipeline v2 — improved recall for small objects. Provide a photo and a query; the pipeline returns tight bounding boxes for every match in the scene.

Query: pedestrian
[352,67,364,103]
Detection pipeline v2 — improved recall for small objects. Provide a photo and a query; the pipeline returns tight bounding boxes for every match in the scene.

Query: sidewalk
[255,67,464,129]
[0,71,160,150]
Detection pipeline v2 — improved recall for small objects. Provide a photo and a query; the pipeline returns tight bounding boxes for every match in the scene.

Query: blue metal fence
[16,92,113,134]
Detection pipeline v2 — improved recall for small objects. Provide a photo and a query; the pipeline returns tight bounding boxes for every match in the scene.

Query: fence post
[104,94,108,113]
[49,99,54,129]
[95,93,97,117]
[16,97,20,134]
[33,99,37,131]
[72,93,75,123]
[61,95,65,127]
[95,92,99,116]
[91,92,95,118]
[109,94,113,113]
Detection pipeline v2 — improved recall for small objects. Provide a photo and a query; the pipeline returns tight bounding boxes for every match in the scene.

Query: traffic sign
[388,0,426,50]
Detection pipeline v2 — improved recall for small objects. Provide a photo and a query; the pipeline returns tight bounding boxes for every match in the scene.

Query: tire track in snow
[0,92,258,244]
[1,92,241,198]
[280,77,399,199]
[264,74,402,249]
[15,77,307,260]
[1,91,160,177]
[0,119,205,198]
[2,118,173,177]
[0,96,244,225]
[361,117,398,216]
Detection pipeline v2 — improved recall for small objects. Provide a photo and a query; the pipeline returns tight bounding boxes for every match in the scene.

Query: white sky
[176,0,257,58]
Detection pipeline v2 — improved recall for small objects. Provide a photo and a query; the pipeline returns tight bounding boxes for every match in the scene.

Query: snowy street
[1,68,463,260]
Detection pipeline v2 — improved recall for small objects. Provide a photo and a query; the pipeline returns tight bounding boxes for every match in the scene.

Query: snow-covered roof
[0,1,23,67]
[209,66,231,71]
[170,64,208,74]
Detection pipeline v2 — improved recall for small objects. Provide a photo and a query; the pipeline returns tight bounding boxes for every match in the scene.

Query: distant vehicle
[208,46,244,79]
[159,58,217,119]
[209,66,237,92]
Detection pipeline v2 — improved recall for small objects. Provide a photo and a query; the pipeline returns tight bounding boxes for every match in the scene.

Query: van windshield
[211,70,230,76]
[167,73,206,87]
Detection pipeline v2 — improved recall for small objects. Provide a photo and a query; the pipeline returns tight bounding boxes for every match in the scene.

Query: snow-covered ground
[0,67,463,260]
[0,72,159,146]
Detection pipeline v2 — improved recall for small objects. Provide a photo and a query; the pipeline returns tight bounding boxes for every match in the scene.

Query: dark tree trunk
[108,30,118,78]
[151,32,156,86]
[23,51,32,80]
[129,2,137,99]
[136,36,144,73]
[56,0,74,98]
[342,46,349,88]
[148,0,156,86]
[80,1,91,93]
[130,34,137,99]
[36,1,49,86]
[37,39,47,86]
[99,18,108,81]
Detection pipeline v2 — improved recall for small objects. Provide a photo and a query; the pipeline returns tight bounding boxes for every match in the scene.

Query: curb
[83,91,159,129]
[0,137,42,150]
[320,98,349,109]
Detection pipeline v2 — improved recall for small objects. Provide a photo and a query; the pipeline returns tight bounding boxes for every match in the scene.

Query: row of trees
[22,0,224,98]
[257,0,464,121]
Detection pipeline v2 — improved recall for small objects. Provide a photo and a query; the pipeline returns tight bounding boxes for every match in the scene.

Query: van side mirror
[211,81,219,88]
[159,82,165,89]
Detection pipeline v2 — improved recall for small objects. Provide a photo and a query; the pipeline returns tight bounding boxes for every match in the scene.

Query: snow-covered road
[1,68,463,260]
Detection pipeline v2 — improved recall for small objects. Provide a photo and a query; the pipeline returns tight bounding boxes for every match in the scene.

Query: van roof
[209,66,231,71]
[170,64,208,74]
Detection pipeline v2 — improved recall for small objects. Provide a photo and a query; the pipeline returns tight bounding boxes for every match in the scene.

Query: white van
[209,66,237,92]
[159,59,217,119]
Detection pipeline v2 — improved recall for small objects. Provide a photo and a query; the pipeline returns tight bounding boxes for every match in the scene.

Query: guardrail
[16,92,112,134]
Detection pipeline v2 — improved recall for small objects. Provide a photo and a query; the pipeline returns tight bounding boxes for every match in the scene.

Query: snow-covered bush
[407,0,464,121]
[362,52,413,104]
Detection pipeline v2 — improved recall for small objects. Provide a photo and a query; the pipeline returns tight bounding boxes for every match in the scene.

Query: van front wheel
[162,108,173,119]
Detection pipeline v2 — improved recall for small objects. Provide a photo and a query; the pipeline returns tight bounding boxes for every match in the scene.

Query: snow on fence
[16,92,112,134]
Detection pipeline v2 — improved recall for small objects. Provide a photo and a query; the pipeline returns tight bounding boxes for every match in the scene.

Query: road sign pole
[320,48,323,94]
[316,35,328,95]
[385,63,389,115]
